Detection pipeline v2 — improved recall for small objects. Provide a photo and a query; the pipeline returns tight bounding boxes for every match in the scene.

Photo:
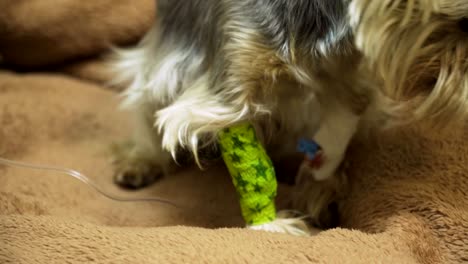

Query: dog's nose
[459,18,468,33]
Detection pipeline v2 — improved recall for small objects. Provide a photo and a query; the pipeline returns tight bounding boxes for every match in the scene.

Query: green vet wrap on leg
[218,123,277,226]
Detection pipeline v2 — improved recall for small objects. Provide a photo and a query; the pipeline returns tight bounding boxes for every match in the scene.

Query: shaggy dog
[294,0,468,231]
[110,0,468,234]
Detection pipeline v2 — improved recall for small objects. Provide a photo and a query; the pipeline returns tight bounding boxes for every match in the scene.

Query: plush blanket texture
[0,1,467,263]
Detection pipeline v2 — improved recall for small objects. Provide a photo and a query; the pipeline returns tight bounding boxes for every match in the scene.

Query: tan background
[0,1,467,263]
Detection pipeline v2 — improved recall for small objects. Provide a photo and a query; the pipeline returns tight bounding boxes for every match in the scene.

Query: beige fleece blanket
[0,1,467,263]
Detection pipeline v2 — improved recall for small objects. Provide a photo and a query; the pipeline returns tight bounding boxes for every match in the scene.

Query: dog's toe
[113,169,162,190]
[111,142,165,190]
[247,214,320,236]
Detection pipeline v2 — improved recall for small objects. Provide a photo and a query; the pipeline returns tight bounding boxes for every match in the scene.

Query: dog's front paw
[111,142,165,190]
[293,164,348,229]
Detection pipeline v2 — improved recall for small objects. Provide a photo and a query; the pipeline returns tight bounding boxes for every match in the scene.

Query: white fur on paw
[247,217,319,236]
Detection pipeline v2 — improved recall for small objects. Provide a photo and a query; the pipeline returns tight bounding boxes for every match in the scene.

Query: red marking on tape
[304,151,325,169]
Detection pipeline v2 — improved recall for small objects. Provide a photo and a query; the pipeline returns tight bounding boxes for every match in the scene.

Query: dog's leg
[293,164,349,229]
[110,19,208,189]
[112,104,176,189]
[294,100,359,228]
[311,101,360,181]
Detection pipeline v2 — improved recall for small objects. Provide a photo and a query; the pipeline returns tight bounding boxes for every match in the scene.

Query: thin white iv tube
[0,157,179,208]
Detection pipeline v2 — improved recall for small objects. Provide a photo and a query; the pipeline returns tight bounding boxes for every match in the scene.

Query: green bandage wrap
[218,123,277,226]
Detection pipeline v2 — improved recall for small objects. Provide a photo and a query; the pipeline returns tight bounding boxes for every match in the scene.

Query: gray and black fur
[111,0,368,230]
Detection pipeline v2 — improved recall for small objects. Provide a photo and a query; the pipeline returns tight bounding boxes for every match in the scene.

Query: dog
[293,0,468,231]
[110,0,468,235]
